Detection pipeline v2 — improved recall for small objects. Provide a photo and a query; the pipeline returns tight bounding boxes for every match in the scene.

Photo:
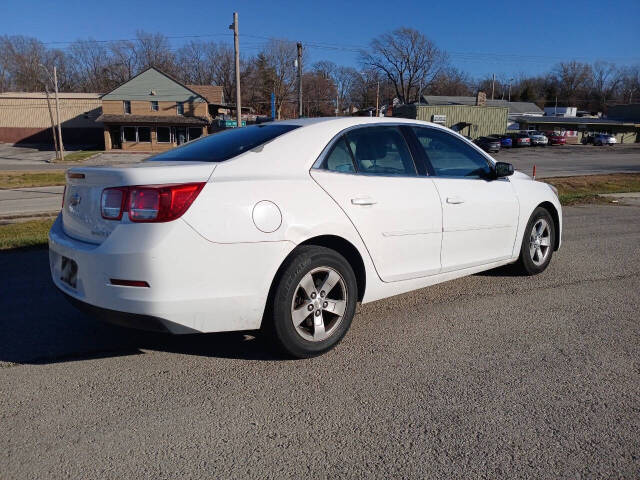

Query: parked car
[474,136,501,153]
[526,131,549,146]
[594,133,617,146]
[49,118,562,358]
[581,133,596,145]
[494,134,513,148]
[509,133,531,147]
[546,132,566,145]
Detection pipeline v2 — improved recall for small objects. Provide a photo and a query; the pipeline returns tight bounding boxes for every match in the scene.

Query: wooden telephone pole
[229,12,242,128]
[297,42,303,118]
[53,66,64,162]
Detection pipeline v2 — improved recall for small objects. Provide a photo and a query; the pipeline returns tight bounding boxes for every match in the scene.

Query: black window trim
[313,124,420,178]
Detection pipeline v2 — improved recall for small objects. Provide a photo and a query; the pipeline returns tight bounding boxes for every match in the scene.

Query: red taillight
[100,183,205,223]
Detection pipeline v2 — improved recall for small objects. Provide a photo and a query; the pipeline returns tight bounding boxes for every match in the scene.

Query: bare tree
[361,28,448,104]
[67,39,112,92]
[313,61,358,114]
[428,67,472,96]
[134,31,176,76]
[589,61,621,111]
[106,40,138,85]
[551,61,592,106]
[619,65,640,103]
[256,39,297,118]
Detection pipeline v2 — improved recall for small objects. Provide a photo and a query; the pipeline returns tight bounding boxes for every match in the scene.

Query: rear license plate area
[60,256,78,288]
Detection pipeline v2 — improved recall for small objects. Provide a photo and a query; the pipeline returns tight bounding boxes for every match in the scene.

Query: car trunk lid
[62,161,216,244]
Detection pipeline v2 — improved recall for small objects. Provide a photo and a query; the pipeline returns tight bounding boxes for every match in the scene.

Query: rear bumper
[60,289,174,333]
[49,214,295,333]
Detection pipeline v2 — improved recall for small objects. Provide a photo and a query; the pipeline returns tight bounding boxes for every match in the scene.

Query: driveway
[1,204,639,479]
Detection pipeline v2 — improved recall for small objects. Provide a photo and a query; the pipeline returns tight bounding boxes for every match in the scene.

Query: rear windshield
[147,124,300,163]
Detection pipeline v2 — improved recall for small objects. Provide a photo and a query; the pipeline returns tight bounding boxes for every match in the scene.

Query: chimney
[476,91,486,106]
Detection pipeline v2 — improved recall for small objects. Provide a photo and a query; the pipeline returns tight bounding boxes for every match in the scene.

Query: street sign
[432,114,446,124]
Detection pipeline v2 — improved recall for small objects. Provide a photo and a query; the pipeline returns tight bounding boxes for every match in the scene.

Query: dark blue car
[494,134,513,148]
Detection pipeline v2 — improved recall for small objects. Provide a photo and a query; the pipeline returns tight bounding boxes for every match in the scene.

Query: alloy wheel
[290,266,347,342]
[529,218,551,266]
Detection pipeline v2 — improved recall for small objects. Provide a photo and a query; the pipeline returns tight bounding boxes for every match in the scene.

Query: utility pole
[375,81,380,117]
[44,85,59,162]
[508,78,513,103]
[229,12,242,127]
[336,92,339,117]
[555,96,558,116]
[297,42,303,118]
[491,74,495,100]
[53,66,64,162]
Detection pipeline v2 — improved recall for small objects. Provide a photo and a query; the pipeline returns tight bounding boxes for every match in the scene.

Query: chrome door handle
[351,197,377,206]
[446,196,465,204]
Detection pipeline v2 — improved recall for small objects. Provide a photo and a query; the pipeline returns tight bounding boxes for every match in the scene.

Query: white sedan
[49,117,562,357]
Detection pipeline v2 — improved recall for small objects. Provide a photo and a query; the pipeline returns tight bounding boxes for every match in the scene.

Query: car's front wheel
[515,207,556,275]
[266,246,357,358]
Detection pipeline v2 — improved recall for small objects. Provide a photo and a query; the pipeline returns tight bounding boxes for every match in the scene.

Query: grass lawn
[544,173,640,205]
[0,171,66,189]
[0,218,55,250]
[62,150,101,162]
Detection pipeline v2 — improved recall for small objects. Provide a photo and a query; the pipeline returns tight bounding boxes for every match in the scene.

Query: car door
[311,125,442,282]
[410,126,519,272]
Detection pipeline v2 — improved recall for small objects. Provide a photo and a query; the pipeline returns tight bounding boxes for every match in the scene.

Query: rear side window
[344,126,416,176]
[412,127,492,178]
[322,137,356,173]
[148,124,300,163]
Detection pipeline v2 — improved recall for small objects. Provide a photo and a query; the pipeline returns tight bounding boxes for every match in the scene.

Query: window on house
[157,127,171,143]
[150,101,159,111]
[176,102,184,115]
[138,127,151,142]
[123,101,131,114]
[188,127,202,141]
[122,126,136,142]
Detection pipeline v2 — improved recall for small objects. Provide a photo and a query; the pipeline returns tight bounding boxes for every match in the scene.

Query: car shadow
[0,249,284,365]
[474,264,522,277]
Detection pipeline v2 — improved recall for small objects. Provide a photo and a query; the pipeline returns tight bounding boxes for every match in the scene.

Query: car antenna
[532,164,537,179]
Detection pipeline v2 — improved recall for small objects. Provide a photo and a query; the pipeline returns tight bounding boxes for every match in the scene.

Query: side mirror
[495,161,514,178]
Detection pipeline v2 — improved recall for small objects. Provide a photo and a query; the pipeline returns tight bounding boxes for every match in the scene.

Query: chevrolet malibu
[49,117,562,358]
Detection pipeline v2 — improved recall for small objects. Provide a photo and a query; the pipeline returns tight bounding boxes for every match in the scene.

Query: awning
[97,114,210,126]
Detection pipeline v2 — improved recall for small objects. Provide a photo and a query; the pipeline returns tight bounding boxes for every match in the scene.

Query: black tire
[264,246,357,358]
[515,207,556,276]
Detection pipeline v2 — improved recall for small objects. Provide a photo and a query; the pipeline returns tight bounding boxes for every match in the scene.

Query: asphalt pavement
[500,143,640,178]
[1,204,639,479]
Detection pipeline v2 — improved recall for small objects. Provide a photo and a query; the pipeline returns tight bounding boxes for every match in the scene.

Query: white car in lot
[526,131,549,146]
[594,133,617,146]
[49,117,562,357]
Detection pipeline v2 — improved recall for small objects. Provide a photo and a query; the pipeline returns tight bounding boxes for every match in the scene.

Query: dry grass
[0,171,66,189]
[0,218,55,250]
[543,173,640,205]
[62,150,101,162]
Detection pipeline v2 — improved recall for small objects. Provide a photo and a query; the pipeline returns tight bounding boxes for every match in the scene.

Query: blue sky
[3,0,639,80]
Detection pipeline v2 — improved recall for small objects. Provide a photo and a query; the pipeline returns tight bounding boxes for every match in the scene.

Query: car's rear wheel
[265,246,357,358]
[515,207,555,275]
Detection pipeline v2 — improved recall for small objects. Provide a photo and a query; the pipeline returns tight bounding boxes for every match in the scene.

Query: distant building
[543,106,577,117]
[99,67,219,152]
[0,92,103,146]
[395,101,509,139]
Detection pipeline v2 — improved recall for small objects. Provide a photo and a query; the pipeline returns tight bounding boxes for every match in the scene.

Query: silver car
[527,131,549,146]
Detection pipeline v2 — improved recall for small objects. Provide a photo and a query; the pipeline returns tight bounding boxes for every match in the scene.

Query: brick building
[99,67,224,152]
